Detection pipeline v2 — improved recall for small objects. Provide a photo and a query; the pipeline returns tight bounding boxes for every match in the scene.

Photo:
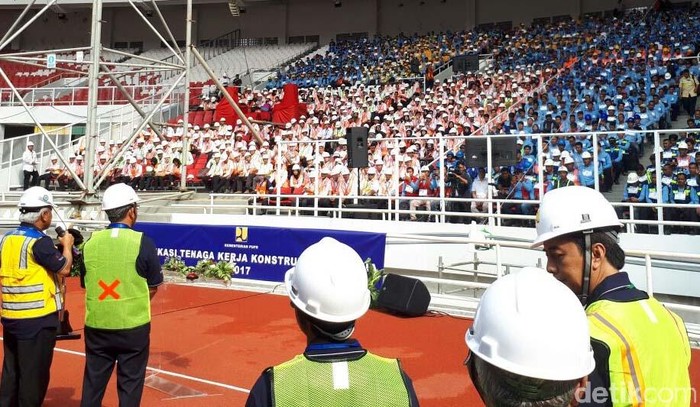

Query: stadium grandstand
[0,0,699,405]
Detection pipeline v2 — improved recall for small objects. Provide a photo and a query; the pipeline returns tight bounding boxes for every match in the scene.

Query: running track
[1,279,698,406]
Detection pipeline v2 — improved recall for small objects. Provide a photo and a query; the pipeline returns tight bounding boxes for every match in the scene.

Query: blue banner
[133,222,386,283]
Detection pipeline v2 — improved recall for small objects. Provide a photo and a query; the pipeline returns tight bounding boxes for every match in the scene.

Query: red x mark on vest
[98,279,121,301]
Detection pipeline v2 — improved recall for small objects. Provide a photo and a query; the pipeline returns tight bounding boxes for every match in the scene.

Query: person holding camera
[444,161,472,224]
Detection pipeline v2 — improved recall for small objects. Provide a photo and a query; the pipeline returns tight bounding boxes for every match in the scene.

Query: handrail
[170,127,700,235]
[0,84,166,107]
[165,196,700,341]
[0,94,165,190]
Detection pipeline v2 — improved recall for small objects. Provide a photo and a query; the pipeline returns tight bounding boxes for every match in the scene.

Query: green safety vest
[586,298,691,406]
[272,352,411,407]
[83,227,150,330]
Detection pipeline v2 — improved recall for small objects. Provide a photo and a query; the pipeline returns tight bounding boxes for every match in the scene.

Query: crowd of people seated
[42,5,700,231]
[267,32,488,89]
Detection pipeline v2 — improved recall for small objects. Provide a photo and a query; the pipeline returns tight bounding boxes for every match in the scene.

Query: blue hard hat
[584,114,592,121]
[456,151,465,159]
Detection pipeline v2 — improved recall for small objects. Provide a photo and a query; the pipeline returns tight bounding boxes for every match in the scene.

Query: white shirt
[22,149,37,172]
[471,177,490,199]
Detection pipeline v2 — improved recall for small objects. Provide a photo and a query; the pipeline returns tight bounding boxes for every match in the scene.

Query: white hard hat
[678,141,689,149]
[581,151,592,159]
[557,166,568,173]
[18,186,56,210]
[627,173,639,184]
[27,141,34,147]
[102,183,140,211]
[544,158,554,166]
[532,186,622,247]
[466,267,595,381]
[563,156,575,165]
[285,237,370,323]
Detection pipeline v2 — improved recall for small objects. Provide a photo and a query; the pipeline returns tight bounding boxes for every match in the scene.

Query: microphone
[55,226,80,257]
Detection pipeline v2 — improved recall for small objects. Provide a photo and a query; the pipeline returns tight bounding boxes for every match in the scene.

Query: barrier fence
[194,128,696,235]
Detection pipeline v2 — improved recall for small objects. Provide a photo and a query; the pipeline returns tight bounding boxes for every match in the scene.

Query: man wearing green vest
[533,186,692,406]
[245,237,419,407]
[80,183,162,407]
[0,186,74,407]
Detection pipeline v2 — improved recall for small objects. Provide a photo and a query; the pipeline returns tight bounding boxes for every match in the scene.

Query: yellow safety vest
[0,226,62,319]
[272,351,411,407]
[587,298,692,406]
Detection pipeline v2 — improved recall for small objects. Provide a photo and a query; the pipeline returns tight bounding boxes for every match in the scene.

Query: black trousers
[681,96,697,116]
[22,170,38,190]
[0,327,57,407]
[80,324,150,407]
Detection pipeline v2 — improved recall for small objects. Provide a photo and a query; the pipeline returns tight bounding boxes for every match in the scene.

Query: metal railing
[169,127,699,234]
[0,99,164,190]
[162,195,700,342]
[396,233,700,343]
[0,85,168,107]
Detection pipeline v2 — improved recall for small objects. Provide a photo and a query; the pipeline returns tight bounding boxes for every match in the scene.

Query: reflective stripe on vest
[83,227,150,330]
[272,352,411,407]
[586,298,692,406]
[0,226,61,319]
[671,186,691,204]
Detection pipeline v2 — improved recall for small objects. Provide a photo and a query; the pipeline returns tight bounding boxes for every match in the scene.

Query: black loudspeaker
[346,127,369,168]
[452,54,479,74]
[462,137,516,168]
[376,274,431,317]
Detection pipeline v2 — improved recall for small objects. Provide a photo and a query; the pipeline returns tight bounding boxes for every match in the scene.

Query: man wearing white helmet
[618,172,647,231]
[38,155,61,190]
[245,238,418,406]
[466,267,594,406]
[22,141,39,190]
[533,186,691,406]
[80,183,163,407]
[0,187,74,406]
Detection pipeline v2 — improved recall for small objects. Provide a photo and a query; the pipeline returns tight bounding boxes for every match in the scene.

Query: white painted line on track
[0,336,251,394]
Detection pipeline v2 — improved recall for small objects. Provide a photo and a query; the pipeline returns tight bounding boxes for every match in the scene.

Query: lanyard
[306,341,361,352]
[108,223,130,229]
